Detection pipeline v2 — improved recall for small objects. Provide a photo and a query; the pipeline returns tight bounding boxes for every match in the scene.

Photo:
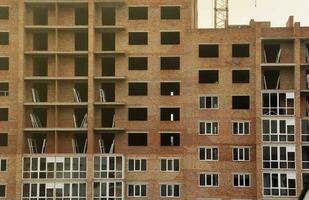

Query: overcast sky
[198,0,309,28]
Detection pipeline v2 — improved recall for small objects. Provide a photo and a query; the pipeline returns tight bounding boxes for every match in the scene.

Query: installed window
[199,44,219,58]
[160,108,180,121]
[128,82,147,96]
[199,70,219,83]
[0,7,9,20]
[102,7,115,25]
[200,96,219,109]
[199,147,219,161]
[302,119,309,142]
[160,57,180,70]
[262,92,294,116]
[232,96,250,109]
[263,172,296,196]
[232,44,250,57]
[233,147,250,161]
[93,155,123,179]
[199,121,218,135]
[263,145,295,169]
[0,83,8,96]
[233,173,250,187]
[0,133,8,146]
[0,57,8,70]
[0,185,5,197]
[93,181,123,199]
[262,119,295,142]
[302,146,309,169]
[0,159,6,171]
[161,6,180,20]
[129,32,148,45]
[160,158,179,172]
[75,7,88,25]
[0,108,8,121]
[200,173,219,187]
[33,7,48,25]
[232,70,250,83]
[0,32,8,45]
[128,158,147,171]
[128,57,147,70]
[128,133,147,146]
[232,121,250,135]
[128,108,147,121]
[161,31,180,45]
[128,183,147,197]
[161,82,180,96]
[160,184,180,197]
[160,133,180,146]
[128,7,148,20]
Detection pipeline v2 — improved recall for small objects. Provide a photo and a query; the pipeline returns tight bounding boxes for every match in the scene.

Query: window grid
[263,172,296,197]
[199,121,219,135]
[200,96,219,109]
[160,184,180,197]
[127,183,147,197]
[199,173,219,187]
[160,158,180,172]
[94,155,124,179]
[262,119,295,142]
[199,147,219,161]
[262,92,294,116]
[232,121,250,135]
[233,147,250,161]
[233,173,251,187]
[263,146,295,169]
[128,158,147,172]
[93,181,123,200]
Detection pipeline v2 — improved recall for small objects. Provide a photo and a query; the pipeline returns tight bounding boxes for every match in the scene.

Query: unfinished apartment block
[0,0,308,199]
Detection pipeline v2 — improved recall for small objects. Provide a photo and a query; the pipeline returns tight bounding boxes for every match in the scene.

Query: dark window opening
[160,108,180,121]
[75,32,88,51]
[128,7,148,20]
[73,108,87,128]
[100,133,115,153]
[129,57,148,70]
[264,44,281,63]
[161,32,180,45]
[160,133,180,146]
[74,82,88,102]
[128,108,147,121]
[232,96,250,109]
[0,159,6,171]
[232,70,250,83]
[33,83,48,102]
[128,82,147,96]
[28,133,47,153]
[199,70,219,84]
[0,57,8,70]
[0,32,8,45]
[303,173,309,189]
[0,7,9,20]
[0,133,8,146]
[129,32,148,45]
[73,133,87,153]
[75,57,88,76]
[263,70,280,89]
[128,133,147,146]
[0,108,8,121]
[232,44,250,57]
[0,83,8,96]
[161,6,180,20]
[161,82,180,96]
[102,7,115,25]
[0,185,5,197]
[33,32,48,51]
[101,108,115,127]
[33,7,48,25]
[101,82,115,102]
[32,108,47,127]
[303,146,309,169]
[102,57,115,76]
[160,57,180,70]
[199,44,219,58]
[102,32,115,51]
[33,57,48,76]
[75,7,88,25]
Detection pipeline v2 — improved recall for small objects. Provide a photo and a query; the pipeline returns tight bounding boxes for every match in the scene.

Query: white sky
[198,0,309,28]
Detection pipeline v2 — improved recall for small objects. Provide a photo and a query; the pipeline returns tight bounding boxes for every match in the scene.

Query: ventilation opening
[160,57,180,70]
[232,70,250,83]
[31,108,47,127]
[263,70,280,89]
[101,108,115,127]
[27,133,47,154]
[161,82,180,96]
[232,44,250,57]
[128,133,147,146]
[0,83,8,96]
[128,108,147,121]
[33,7,48,25]
[0,32,9,45]
[102,57,115,76]
[102,32,115,51]
[199,44,219,58]
[128,82,147,96]
[32,83,48,102]
[160,133,180,146]
[74,57,88,76]
[33,57,48,76]
[99,133,115,153]
[101,83,115,102]
[128,57,148,70]
[161,6,180,20]
[161,32,180,45]
[75,32,88,51]
[73,82,88,102]
[73,108,87,128]
[0,7,9,20]
[75,7,88,25]
[128,7,148,20]
[129,32,148,45]
[102,7,116,25]
[263,44,281,63]
[33,32,48,51]
[160,108,180,121]
[0,57,8,70]
[72,133,87,153]
[199,70,219,83]
[0,133,8,146]
[232,96,250,109]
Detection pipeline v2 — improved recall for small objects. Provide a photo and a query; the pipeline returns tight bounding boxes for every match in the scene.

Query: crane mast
[214,0,229,28]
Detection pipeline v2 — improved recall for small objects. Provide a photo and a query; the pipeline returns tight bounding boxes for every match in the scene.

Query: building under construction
[0,0,308,199]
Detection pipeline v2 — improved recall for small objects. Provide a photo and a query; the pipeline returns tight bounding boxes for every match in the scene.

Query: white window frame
[160,183,180,197]
[200,95,219,109]
[199,147,219,161]
[199,173,219,187]
[232,147,250,161]
[262,92,295,116]
[160,157,180,172]
[199,121,219,135]
[94,155,124,179]
[262,118,295,142]
[301,119,309,142]
[128,158,147,172]
[232,121,250,135]
[233,173,251,187]
[0,158,7,172]
[262,145,295,169]
[127,182,147,197]
[263,172,296,197]
[93,181,124,200]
